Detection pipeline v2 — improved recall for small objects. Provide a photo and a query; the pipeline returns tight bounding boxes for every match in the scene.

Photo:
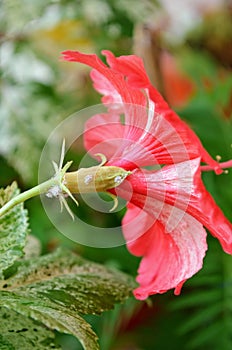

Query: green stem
[0,178,57,218]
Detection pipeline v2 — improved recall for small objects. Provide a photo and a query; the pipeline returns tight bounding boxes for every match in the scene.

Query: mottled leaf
[0,182,29,277]
[0,249,135,350]
[23,235,41,260]
[0,295,99,350]
[0,306,61,350]
[0,248,135,314]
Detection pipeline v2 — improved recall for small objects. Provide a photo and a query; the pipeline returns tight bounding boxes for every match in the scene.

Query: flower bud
[64,166,130,194]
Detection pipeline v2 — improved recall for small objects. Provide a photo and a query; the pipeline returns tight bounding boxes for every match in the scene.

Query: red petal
[102,50,151,90]
[121,202,155,256]
[189,170,232,254]
[116,158,232,254]
[122,203,207,299]
[84,113,125,160]
[62,50,146,107]
[90,69,122,109]
[62,50,203,167]
[84,109,200,169]
[84,104,203,169]
[102,50,222,174]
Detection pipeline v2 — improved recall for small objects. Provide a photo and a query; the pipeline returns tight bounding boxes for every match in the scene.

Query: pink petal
[122,203,207,299]
[90,69,122,110]
[116,158,200,215]
[62,50,202,167]
[83,112,154,169]
[84,105,201,169]
[62,50,146,107]
[84,113,125,160]
[121,202,155,256]
[188,170,232,254]
[102,50,151,90]
[115,158,232,254]
[102,50,222,174]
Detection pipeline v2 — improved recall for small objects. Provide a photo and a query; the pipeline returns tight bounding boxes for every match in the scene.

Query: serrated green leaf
[0,248,135,350]
[0,182,29,277]
[26,305,99,350]
[23,235,41,260]
[0,248,135,314]
[0,296,99,350]
[0,306,61,350]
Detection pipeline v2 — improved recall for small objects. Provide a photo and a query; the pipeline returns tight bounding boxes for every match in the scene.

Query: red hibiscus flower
[62,50,232,300]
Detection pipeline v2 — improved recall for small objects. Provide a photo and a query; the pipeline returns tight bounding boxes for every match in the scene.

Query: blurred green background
[1,0,232,349]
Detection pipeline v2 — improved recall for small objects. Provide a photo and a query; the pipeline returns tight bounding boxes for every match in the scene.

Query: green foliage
[0,0,158,184]
[0,182,29,278]
[170,239,232,350]
[0,248,135,350]
[174,51,232,349]
[0,54,68,183]
[0,184,135,350]
[0,248,134,313]
[0,307,61,350]
[1,2,232,349]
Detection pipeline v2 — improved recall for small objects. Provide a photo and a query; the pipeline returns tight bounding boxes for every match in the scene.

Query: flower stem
[0,178,57,218]
[201,159,232,172]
